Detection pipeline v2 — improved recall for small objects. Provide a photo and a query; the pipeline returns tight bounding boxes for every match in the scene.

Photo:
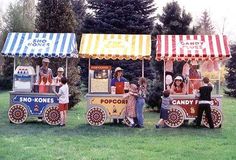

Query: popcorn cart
[156,35,231,128]
[79,34,151,126]
[1,32,78,125]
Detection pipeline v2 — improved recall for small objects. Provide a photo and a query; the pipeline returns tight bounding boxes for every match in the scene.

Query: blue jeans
[136,97,145,126]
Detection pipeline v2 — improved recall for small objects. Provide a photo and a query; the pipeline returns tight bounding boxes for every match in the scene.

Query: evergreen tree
[158,1,192,34]
[0,0,35,90]
[196,10,215,34]
[225,44,236,96]
[36,0,81,108]
[146,1,193,109]
[81,0,156,91]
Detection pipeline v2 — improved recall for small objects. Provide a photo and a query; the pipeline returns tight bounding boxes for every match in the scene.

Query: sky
[0,0,236,42]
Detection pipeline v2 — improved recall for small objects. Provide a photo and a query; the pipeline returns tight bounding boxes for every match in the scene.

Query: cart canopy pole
[13,57,16,74]
[163,60,166,90]
[65,58,68,78]
[218,62,221,94]
[88,58,91,92]
[142,59,144,77]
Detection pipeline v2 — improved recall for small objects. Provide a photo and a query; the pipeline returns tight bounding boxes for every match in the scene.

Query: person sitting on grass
[156,90,172,128]
[55,77,69,127]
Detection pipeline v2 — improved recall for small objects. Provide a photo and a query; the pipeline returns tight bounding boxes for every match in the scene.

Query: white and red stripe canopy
[156,35,231,61]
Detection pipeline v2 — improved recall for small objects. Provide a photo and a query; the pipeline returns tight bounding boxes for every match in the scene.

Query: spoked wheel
[203,107,223,128]
[165,107,185,128]
[86,107,106,126]
[43,105,61,125]
[8,104,28,124]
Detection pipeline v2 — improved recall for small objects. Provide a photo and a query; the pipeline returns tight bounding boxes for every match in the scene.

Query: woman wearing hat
[170,76,186,95]
[111,67,128,87]
[111,67,128,124]
[39,58,53,93]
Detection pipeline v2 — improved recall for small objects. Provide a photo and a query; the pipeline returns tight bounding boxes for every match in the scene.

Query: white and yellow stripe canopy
[79,34,151,60]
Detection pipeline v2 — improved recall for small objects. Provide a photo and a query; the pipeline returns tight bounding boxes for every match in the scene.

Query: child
[55,77,69,126]
[123,83,138,127]
[196,77,214,129]
[156,90,171,128]
[136,77,147,128]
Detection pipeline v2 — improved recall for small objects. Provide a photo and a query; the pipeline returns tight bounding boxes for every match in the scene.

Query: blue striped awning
[1,33,78,58]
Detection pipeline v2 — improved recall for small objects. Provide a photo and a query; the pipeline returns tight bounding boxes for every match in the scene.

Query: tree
[81,0,156,91]
[158,1,192,34]
[36,0,81,108]
[225,44,236,96]
[196,10,215,34]
[146,1,193,109]
[0,0,36,90]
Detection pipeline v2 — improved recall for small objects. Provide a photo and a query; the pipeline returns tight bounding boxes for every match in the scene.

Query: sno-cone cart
[79,34,151,126]
[1,32,78,125]
[156,35,231,128]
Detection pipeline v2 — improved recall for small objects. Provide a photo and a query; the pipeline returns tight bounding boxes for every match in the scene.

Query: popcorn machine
[89,66,111,94]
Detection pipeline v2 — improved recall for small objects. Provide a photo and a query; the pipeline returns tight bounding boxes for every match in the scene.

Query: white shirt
[58,84,69,104]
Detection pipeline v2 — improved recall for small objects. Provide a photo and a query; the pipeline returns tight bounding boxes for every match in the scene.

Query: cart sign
[25,38,52,51]
[178,40,206,50]
[12,95,58,115]
[171,98,219,106]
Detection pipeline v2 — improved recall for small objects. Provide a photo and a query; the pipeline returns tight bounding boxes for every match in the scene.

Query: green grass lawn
[0,91,236,160]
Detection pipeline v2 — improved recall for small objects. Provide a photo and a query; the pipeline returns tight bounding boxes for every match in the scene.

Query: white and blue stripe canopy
[1,33,78,58]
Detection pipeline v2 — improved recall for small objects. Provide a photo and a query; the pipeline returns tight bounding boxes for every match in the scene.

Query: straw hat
[57,67,64,72]
[114,67,123,73]
[42,58,50,63]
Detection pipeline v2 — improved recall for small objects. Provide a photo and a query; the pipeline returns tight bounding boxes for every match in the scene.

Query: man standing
[196,77,214,129]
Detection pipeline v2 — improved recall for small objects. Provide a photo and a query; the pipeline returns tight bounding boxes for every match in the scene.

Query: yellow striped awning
[79,34,151,60]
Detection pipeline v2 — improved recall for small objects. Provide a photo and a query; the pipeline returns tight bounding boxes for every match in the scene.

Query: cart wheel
[8,104,28,124]
[86,107,106,126]
[165,107,185,128]
[44,105,61,125]
[203,107,223,128]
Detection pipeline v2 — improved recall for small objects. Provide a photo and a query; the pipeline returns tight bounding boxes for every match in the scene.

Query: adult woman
[111,67,128,86]
[170,76,186,95]
[111,67,128,123]
[136,77,147,128]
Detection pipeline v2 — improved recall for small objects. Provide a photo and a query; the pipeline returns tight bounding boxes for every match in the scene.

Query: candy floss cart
[1,32,78,125]
[156,35,231,128]
[79,34,151,126]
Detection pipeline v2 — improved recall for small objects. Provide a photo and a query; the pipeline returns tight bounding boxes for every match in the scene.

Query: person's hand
[166,85,170,90]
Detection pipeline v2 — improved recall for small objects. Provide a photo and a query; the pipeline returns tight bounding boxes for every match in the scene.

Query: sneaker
[130,123,136,128]
[136,124,144,128]
[37,118,43,122]
[155,125,160,129]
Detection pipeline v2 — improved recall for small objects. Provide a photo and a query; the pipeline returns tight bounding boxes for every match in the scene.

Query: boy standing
[56,77,69,126]
[196,77,214,129]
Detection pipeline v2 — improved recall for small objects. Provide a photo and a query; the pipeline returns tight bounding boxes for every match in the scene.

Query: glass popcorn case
[89,65,111,93]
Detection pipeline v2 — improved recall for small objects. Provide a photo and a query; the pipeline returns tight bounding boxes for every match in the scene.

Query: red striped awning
[156,35,231,61]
